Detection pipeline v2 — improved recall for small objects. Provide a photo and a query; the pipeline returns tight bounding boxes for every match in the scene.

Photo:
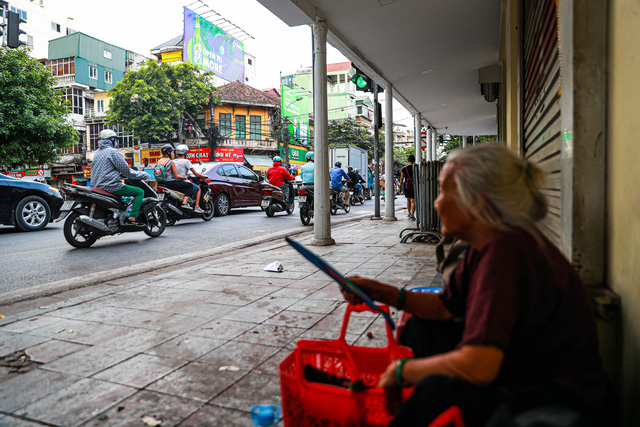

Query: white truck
[328,144,373,199]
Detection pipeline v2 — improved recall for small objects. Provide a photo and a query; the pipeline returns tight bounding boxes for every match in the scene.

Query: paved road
[0,199,399,294]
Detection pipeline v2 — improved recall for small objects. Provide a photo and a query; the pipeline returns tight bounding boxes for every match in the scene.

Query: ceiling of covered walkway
[256,0,502,136]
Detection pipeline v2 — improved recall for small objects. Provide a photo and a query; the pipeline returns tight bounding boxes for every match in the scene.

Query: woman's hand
[343,275,378,305]
[378,359,400,388]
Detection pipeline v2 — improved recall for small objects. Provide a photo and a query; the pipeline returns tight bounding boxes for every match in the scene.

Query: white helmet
[175,144,189,156]
[99,129,117,140]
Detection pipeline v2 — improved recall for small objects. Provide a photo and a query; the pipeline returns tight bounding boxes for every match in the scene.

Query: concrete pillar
[461,135,467,148]
[473,135,477,145]
[384,86,396,220]
[414,113,422,163]
[431,128,438,161]
[310,18,334,246]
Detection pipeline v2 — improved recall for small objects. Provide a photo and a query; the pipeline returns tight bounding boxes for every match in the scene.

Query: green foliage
[439,135,496,159]
[106,60,219,143]
[328,118,376,158]
[0,46,77,171]
[393,144,415,169]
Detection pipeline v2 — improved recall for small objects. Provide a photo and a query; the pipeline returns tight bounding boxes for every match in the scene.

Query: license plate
[299,196,306,202]
[203,194,209,201]
[261,199,270,208]
[60,200,74,211]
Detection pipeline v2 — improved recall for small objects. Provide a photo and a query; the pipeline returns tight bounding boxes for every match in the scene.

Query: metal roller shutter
[522,0,562,246]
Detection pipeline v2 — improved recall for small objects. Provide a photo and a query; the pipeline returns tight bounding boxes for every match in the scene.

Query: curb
[0,211,383,306]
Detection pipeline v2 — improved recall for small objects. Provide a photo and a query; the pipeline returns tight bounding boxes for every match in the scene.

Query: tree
[328,118,375,157]
[439,135,496,159]
[0,47,77,171]
[106,60,220,143]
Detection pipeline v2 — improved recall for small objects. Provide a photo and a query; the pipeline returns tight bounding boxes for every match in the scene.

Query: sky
[58,0,413,126]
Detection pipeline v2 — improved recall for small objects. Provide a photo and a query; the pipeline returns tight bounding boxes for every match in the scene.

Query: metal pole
[372,83,381,220]
[473,135,477,145]
[426,127,432,161]
[310,18,334,246]
[384,86,396,220]
[414,113,422,163]
[461,135,467,148]
[431,128,438,161]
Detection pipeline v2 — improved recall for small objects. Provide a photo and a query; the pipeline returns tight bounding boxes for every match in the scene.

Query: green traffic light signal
[353,75,368,90]
[351,67,373,92]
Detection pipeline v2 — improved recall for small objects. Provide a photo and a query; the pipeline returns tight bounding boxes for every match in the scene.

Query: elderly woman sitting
[345,145,613,426]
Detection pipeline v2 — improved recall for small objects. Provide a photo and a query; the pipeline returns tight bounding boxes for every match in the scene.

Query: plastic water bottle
[250,404,280,426]
[120,196,133,219]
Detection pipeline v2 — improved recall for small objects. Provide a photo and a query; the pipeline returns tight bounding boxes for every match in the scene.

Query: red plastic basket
[279,303,414,426]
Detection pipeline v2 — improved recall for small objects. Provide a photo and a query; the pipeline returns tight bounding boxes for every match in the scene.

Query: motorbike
[330,186,351,215]
[59,178,167,248]
[262,181,295,217]
[298,184,314,225]
[348,185,365,206]
[157,176,214,226]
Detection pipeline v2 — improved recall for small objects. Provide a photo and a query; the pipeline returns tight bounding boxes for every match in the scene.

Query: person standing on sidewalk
[344,145,613,426]
[91,129,150,227]
[399,155,416,219]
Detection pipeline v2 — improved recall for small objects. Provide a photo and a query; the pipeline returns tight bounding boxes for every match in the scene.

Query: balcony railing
[53,75,76,87]
[217,138,278,150]
[85,108,105,118]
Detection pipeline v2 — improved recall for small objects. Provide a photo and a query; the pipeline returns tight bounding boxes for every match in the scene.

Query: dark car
[0,173,65,231]
[201,163,264,216]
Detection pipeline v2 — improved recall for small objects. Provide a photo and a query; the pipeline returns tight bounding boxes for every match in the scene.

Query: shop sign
[186,147,211,163]
[279,144,308,165]
[52,165,79,175]
[214,147,244,162]
[25,169,45,176]
[140,149,163,166]
[82,166,92,178]
[6,170,26,178]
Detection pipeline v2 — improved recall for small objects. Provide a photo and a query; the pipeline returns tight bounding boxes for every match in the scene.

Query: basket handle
[338,303,398,349]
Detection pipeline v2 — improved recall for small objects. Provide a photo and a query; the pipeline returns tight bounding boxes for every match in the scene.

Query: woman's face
[434,163,474,239]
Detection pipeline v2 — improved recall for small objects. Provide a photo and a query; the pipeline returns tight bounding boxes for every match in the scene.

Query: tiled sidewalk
[0,218,441,426]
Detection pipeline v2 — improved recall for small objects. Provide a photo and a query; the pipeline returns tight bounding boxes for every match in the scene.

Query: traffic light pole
[372,83,382,220]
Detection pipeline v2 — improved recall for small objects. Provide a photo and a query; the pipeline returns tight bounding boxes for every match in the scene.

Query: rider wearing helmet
[300,152,315,185]
[347,166,365,199]
[156,145,195,209]
[330,161,351,205]
[91,129,150,226]
[173,144,208,213]
[267,156,295,201]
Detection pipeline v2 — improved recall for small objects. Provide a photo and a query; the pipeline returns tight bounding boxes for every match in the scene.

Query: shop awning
[245,155,274,171]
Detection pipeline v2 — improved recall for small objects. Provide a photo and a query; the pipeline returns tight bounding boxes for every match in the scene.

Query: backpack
[153,159,171,182]
[403,166,414,192]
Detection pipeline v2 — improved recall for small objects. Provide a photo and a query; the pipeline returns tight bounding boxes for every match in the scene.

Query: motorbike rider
[330,161,351,206]
[347,166,365,200]
[355,169,366,198]
[300,152,315,184]
[267,156,295,203]
[156,144,195,210]
[173,144,208,213]
[91,129,150,227]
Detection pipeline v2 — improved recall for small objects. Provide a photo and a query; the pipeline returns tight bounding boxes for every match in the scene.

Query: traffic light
[351,66,373,93]
[7,11,27,49]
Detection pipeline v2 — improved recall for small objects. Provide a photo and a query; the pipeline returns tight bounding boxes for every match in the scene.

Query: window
[281,75,293,88]
[357,106,363,115]
[64,88,83,115]
[219,164,239,178]
[104,70,112,84]
[247,58,252,66]
[10,7,27,22]
[235,115,246,139]
[51,22,60,32]
[47,57,75,76]
[103,50,112,59]
[89,123,134,150]
[89,66,97,79]
[27,35,34,51]
[250,115,261,140]
[219,113,231,136]
[96,100,104,113]
[238,166,257,181]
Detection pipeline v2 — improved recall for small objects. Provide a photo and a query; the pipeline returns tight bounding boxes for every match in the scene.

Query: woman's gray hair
[445,144,548,233]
